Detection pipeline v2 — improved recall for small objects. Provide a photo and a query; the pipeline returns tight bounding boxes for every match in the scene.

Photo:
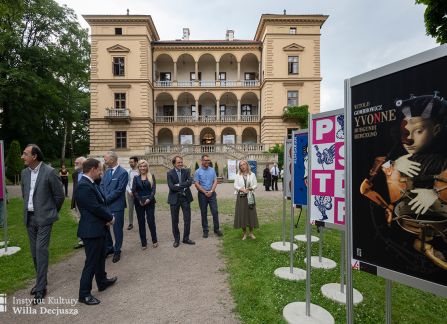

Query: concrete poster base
[283,302,334,324]
[271,241,298,252]
[321,283,363,305]
[274,267,306,281]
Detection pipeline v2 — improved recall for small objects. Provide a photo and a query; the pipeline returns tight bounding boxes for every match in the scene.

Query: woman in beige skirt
[233,160,259,240]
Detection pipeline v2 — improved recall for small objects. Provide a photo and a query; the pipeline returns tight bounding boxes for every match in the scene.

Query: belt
[27,211,35,215]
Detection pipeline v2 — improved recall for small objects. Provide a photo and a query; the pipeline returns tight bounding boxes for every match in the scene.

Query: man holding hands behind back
[75,158,117,305]
[167,156,195,247]
[194,154,223,238]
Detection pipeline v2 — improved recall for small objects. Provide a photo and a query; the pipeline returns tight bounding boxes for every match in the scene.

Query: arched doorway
[200,127,216,145]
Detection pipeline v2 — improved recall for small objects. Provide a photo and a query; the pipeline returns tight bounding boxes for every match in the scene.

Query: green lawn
[220,199,447,324]
[0,198,78,293]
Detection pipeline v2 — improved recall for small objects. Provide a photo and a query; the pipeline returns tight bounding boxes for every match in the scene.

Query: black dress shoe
[127,224,133,230]
[173,241,180,248]
[30,286,36,295]
[98,276,117,292]
[78,295,101,305]
[182,239,195,245]
[112,252,121,263]
[33,289,47,305]
[202,232,208,238]
[214,230,223,237]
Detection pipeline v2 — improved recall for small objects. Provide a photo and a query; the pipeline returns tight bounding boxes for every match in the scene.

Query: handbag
[140,195,151,204]
[247,191,256,209]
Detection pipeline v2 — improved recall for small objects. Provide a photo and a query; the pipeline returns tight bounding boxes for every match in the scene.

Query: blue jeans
[135,202,157,246]
[198,192,219,233]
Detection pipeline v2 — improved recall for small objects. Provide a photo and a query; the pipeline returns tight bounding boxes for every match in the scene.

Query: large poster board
[283,139,293,199]
[293,130,308,206]
[347,46,447,292]
[227,160,238,181]
[310,110,345,227]
[180,135,193,145]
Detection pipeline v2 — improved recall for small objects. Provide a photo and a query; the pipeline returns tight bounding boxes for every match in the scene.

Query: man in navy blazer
[100,151,128,263]
[167,156,195,247]
[75,158,117,305]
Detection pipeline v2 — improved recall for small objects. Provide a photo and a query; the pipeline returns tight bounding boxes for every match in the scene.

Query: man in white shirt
[21,144,65,304]
[126,156,139,230]
[270,163,280,191]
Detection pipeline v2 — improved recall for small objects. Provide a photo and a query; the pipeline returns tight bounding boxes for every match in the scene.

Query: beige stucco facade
[83,14,327,172]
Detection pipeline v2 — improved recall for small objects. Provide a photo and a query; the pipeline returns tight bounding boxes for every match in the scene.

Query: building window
[287,91,298,106]
[190,72,201,81]
[219,72,226,81]
[191,105,197,118]
[113,57,125,76]
[241,104,252,115]
[244,73,255,80]
[115,28,122,35]
[160,72,171,81]
[220,104,226,116]
[114,93,126,109]
[289,27,296,34]
[116,131,127,149]
[288,56,298,74]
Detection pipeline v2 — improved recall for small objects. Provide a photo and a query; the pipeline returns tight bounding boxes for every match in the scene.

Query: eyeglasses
[203,160,211,162]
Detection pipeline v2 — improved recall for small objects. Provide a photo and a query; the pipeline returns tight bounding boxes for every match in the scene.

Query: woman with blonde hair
[131,159,158,249]
[233,160,259,240]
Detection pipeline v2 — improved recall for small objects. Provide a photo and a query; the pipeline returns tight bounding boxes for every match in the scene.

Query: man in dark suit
[72,156,86,249]
[75,158,117,305]
[167,156,195,248]
[100,151,128,263]
[20,144,65,304]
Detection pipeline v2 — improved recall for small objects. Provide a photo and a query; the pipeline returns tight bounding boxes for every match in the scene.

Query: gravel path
[1,183,282,323]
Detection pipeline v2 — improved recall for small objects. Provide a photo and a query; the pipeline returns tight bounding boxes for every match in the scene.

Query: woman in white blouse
[233,160,259,240]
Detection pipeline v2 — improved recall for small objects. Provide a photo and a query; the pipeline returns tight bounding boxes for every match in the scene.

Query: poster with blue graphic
[248,160,257,177]
[293,131,308,206]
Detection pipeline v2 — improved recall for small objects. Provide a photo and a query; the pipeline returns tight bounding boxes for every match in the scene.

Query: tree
[282,105,309,128]
[0,0,90,162]
[416,0,447,44]
[268,144,284,170]
[214,162,219,177]
[5,140,22,183]
[195,161,199,170]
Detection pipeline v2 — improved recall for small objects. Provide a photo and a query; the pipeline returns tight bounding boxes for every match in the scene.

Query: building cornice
[153,42,261,51]
[254,14,329,41]
[82,15,160,41]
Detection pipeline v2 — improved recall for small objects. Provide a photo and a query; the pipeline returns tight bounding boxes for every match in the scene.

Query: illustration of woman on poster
[360,92,447,270]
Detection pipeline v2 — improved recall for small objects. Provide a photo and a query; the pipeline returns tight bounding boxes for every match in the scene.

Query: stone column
[216,61,220,86]
[173,61,177,82]
[237,61,241,83]
[195,100,199,120]
[258,61,261,82]
[174,100,178,122]
[216,99,220,121]
[237,99,241,121]
[258,99,261,118]
[195,61,199,86]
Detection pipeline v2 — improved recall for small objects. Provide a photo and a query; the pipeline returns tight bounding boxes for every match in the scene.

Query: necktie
[176,169,182,182]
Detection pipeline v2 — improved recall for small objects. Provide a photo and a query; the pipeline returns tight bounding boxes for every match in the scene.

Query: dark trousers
[169,196,191,242]
[26,222,53,292]
[106,210,124,253]
[198,192,219,233]
[79,235,108,298]
[272,175,279,191]
[135,202,157,247]
[61,178,68,197]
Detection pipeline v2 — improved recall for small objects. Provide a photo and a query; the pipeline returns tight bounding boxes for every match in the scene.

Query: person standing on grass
[126,156,139,231]
[233,159,259,240]
[21,144,65,304]
[72,156,86,249]
[263,164,271,191]
[194,154,223,238]
[59,164,69,197]
[131,159,158,250]
[270,163,280,191]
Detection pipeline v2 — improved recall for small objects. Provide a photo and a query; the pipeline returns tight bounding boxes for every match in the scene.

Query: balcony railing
[154,80,260,88]
[105,108,131,122]
[146,144,267,154]
[155,114,260,123]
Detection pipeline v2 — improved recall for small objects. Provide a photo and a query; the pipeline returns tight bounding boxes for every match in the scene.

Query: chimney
[225,29,234,41]
[182,28,190,41]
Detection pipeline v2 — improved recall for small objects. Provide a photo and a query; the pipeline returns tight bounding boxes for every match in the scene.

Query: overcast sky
[55,0,438,112]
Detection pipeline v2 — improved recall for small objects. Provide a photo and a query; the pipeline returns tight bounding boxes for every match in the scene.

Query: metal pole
[318,227,323,262]
[1,141,8,252]
[282,136,287,245]
[345,79,354,324]
[290,203,295,272]
[340,231,345,294]
[305,115,312,316]
[386,279,392,324]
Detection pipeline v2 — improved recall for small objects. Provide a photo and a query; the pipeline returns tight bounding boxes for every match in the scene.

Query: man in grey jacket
[21,144,65,304]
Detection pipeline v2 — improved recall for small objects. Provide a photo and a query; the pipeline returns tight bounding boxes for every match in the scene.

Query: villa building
[83,13,328,174]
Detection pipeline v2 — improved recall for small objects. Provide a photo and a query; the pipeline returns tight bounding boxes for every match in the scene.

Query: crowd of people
[18,145,260,306]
